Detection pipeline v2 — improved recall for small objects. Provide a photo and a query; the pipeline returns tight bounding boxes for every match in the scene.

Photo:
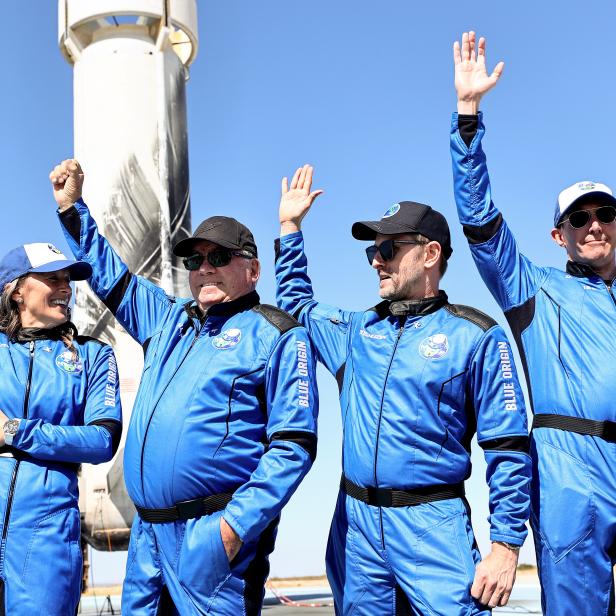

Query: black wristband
[458,114,479,147]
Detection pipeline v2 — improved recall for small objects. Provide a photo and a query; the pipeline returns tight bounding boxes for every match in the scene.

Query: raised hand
[49,159,85,212]
[454,31,504,114]
[279,164,323,236]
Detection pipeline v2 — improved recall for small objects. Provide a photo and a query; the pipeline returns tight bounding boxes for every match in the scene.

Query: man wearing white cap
[450,30,616,616]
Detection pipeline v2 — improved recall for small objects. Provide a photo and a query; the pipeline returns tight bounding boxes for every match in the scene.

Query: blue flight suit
[59,201,319,615]
[275,231,531,615]
[0,329,122,615]
[451,112,616,615]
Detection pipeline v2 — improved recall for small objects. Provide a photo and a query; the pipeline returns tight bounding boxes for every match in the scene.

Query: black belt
[533,414,616,442]
[136,493,233,523]
[340,475,464,507]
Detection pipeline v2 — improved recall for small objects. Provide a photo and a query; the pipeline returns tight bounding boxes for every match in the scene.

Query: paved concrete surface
[77,584,542,614]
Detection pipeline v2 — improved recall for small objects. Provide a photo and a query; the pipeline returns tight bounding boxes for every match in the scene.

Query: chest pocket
[214,366,265,456]
[413,353,468,448]
[435,371,468,440]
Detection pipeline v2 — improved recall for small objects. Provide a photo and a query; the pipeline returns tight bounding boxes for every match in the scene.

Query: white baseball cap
[554,181,616,226]
[0,243,92,289]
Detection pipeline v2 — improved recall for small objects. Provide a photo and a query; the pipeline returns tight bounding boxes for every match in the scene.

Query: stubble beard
[379,268,422,301]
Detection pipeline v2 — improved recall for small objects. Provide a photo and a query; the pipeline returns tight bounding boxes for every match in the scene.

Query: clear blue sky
[3,0,616,583]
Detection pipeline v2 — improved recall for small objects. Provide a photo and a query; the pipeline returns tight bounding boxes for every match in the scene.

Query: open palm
[454,31,504,105]
[279,164,323,229]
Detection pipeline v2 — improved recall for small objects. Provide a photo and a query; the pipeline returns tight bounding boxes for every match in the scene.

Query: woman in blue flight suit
[0,242,122,615]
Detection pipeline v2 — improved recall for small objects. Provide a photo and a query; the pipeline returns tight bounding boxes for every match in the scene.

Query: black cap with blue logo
[173,216,258,258]
[351,201,453,259]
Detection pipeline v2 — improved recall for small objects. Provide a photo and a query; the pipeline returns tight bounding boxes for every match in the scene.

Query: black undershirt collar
[14,322,77,342]
[386,290,449,317]
[184,290,261,321]
[566,260,615,286]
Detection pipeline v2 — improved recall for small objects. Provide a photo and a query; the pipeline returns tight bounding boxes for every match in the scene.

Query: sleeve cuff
[222,511,248,543]
[279,230,303,242]
[457,114,479,147]
[490,532,525,547]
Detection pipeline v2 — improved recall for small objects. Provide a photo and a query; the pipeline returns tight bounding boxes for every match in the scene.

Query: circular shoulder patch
[212,328,242,350]
[419,334,449,359]
[382,203,401,218]
[56,350,84,374]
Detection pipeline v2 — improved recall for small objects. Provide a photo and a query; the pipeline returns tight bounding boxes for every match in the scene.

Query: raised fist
[49,159,84,212]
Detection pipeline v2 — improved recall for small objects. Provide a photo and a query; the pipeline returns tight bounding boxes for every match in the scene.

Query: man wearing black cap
[451,31,616,616]
[275,165,531,614]
[48,159,319,615]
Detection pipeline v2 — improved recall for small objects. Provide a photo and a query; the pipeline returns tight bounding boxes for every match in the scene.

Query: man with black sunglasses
[275,165,531,614]
[451,31,616,616]
[48,159,318,615]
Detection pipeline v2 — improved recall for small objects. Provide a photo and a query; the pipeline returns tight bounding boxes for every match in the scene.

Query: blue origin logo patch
[212,328,242,350]
[382,203,400,218]
[48,244,62,254]
[577,182,596,191]
[56,350,83,374]
[419,334,449,359]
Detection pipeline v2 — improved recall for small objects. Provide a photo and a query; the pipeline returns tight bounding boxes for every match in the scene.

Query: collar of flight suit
[385,290,449,317]
[566,260,597,279]
[183,290,261,322]
[565,260,616,287]
[12,321,78,343]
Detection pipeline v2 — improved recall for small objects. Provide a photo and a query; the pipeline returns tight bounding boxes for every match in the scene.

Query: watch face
[4,419,19,435]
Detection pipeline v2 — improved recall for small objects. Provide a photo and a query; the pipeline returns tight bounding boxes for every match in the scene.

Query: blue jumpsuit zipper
[1,341,34,544]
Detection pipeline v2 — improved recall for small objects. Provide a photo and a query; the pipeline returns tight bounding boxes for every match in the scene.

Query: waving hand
[454,31,504,114]
[279,164,323,236]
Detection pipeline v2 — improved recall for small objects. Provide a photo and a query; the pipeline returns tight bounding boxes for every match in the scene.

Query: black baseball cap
[351,201,453,259]
[173,216,258,258]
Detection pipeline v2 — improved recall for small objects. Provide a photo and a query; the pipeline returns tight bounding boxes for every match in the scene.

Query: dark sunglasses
[563,206,616,229]
[183,248,253,270]
[365,239,426,264]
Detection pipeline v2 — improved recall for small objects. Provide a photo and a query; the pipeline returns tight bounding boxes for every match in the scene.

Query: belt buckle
[366,487,392,507]
[602,421,616,442]
[175,498,205,520]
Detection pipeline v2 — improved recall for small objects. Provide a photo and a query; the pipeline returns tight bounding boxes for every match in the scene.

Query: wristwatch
[495,541,520,552]
[3,418,21,446]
